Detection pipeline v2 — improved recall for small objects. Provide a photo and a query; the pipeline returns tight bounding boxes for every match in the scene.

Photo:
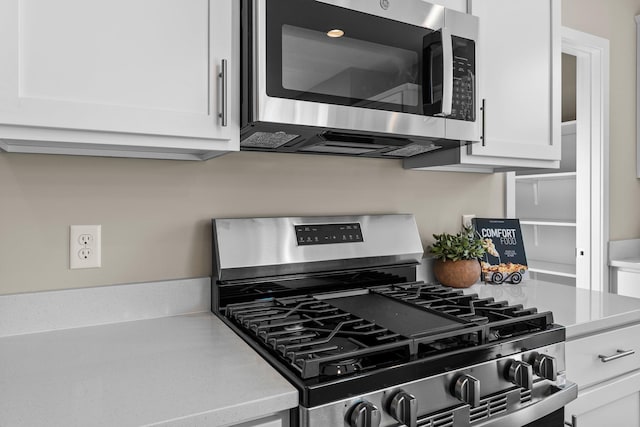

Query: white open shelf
[520,219,577,227]
[527,260,577,278]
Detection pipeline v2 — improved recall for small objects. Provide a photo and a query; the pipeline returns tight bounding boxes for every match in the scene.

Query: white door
[468,0,561,163]
[0,0,234,143]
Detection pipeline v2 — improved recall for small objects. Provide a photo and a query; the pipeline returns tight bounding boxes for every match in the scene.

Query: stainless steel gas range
[211,214,577,427]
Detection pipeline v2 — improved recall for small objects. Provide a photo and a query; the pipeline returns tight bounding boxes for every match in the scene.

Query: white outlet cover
[462,214,476,228]
[70,225,101,269]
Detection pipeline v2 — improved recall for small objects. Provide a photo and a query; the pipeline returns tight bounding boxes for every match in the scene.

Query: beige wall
[0,152,503,294]
[3,0,640,295]
[563,0,640,240]
[562,53,577,122]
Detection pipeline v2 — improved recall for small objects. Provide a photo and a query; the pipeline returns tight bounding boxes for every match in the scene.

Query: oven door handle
[473,380,578,427]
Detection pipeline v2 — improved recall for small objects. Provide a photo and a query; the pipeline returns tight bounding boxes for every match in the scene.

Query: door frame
[561,27,610,292]
[505,27,609,292]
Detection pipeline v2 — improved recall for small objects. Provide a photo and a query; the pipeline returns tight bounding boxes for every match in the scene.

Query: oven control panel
[300,342,575,427]
[295,223,363,246]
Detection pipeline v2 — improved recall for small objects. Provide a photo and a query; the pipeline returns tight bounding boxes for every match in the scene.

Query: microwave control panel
[451,36,476,122]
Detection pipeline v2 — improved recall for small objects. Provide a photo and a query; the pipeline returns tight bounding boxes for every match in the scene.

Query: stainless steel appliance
[211,214,577,426]
[240,0,480,158]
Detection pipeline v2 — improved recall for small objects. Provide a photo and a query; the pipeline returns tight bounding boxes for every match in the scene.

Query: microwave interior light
[327,29,344,38]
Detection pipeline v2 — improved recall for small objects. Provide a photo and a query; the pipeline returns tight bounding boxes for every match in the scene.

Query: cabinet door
[565,360,640,427]
[567,386,640,427]
[616,269,640,298]
[0,0,234,143]
[467,0,561,164]
[573,393,640,427]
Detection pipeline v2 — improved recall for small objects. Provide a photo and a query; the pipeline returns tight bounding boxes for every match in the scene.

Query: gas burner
[313,337,363,376]
[284,323,305,332]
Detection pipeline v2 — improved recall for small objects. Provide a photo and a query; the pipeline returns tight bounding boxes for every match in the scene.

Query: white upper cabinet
[469,0,561,163]
[0,0,239,160]
[406,0,561,172]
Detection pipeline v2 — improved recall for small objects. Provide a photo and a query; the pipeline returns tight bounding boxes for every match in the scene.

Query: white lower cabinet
[612,269,640,299]
[608,240,640,297]
[231,411,290,427]
[570,388,640,426]
[0,0,239,160]
[565,324,640,427]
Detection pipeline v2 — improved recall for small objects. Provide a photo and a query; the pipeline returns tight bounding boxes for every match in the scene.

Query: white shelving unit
[507,121,581,286]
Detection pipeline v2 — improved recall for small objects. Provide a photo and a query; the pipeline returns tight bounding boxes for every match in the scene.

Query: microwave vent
[301,142,386,155]
[241,131,299,149]
[384,143,442,157]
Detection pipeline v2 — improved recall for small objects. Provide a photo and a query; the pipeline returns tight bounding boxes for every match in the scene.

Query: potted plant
[429,226,486,288]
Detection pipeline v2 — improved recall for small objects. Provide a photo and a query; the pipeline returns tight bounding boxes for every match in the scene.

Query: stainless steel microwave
[240,0,480,159]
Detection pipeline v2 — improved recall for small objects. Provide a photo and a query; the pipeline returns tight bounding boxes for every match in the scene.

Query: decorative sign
[472,218,528,284]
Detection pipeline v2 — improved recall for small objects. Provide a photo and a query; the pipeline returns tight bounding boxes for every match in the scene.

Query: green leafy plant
[429,226,486,261]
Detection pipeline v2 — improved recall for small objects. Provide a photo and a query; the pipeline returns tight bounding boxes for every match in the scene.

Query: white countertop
[3,277,640,426]
[0,313,297,427]
[464,279,640,339]
[0,280,298,427]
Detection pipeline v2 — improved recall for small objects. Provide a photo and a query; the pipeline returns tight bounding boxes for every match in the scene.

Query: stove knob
[507,360,533,390]
[349,401,381,427]
[453,374,480,407]
[389,390,418,427]
[533,354,558,381]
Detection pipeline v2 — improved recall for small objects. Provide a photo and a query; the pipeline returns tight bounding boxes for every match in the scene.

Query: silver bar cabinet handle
[481,98,486,146]
[598,349,635,363]
[218,59,228,127]
[565,415,578,426]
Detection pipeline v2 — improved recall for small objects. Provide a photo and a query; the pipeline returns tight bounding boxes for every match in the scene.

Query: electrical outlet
[70,225,101,269]
[78,247,92,260]
[78,234,94,246]
[462,214,476,228]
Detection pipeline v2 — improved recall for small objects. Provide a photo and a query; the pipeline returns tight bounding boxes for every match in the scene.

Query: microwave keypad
[450,36,476,122]
[452,70,474,121]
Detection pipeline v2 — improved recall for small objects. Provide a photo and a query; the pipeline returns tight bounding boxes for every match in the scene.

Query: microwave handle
[440,28,453,117]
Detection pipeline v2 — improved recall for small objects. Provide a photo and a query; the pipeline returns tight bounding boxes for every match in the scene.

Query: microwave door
[249,0,447,143]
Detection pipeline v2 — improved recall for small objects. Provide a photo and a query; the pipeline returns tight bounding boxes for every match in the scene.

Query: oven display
[295,223,363,245]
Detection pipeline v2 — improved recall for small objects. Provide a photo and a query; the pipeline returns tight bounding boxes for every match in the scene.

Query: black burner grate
[372,282,554,354]
[225,296,412,379]
[224,282,555,380]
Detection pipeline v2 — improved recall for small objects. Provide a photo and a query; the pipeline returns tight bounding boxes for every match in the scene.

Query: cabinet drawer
[566,323,640,389]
